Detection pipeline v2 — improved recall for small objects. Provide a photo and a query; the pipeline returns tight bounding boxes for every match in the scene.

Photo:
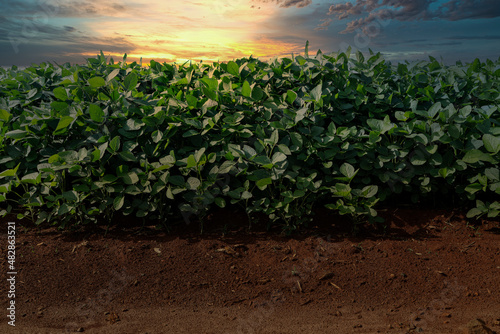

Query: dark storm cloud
[440,0,500,20]
[53,1,129,17]
[0,0,136,66]
[325,0,500,33]
[0,32,137,66]
[1,0,129,18]
[251,0,313,8]
[0,11,135,66]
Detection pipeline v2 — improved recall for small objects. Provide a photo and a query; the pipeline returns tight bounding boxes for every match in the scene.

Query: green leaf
[227,61,239,76]
[340,163,357,179]
[186,177,201,190]
[186,155,197,169]
[151,130,162,143]
[333,183,351,197]
[89,104,104,123]
[26,88,38,99]
[194,147,206,162]
[169,175,185,187]
[62,190,79,202]
[271,152,287,164]
[215,197,226,208]
[462,149,496,164]
[277,144,291,155]
[410,151,427,166]
[73,184,90,192]
[99,92,110,100]
[269,129,279,146]
[6,130,28,139]
[466,207,483,218]
[0,164,20,178]
[53,87,68,101]
[136,210,148,218]
[311,83,322,102]
[102,174,118,182]
[360,185,378,198]
[123,72,138,91]
[256,177,272,189]
[241,191,252,200]
[219,161,235,174]
[51,101,68,112]
[465,183,482,194]
[122,172,139,185]
[54,116,74,133]
[286,90,297,105]
[288,132,302,145]
[243,145,257,158]
[107,68,120,82]
[186,95,198,108]
[109,136,121,153]
[253,155,272,168]
[252,86,264,101]
[0,109,11,122]
[367,116,393,134]
[58,203,72,216]
[202,87,217,101]
[483,134,500,154]
[114,194,125,210]
[427,102,442,118]
[21,172,41,184]
[485,168,499,181]
[88,77,106,88]
[242,80,252,98]
[200,77,218,91]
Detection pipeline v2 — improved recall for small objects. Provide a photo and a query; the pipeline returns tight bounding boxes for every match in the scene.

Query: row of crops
[0,45,499,232]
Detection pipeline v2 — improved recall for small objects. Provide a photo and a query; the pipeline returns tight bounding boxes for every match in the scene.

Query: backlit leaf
[123,72,138,90]
[88,76,106,88]
[89,104,104,122]
[53,87,68,101]
[242,80,252,97]
[54,116,74,133]
[227,61,239,76]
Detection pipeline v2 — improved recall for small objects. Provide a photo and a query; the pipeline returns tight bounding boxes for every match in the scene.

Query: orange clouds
[82,0,292,64]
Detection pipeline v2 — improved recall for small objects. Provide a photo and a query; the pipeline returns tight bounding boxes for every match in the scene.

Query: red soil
[1,208,499,333]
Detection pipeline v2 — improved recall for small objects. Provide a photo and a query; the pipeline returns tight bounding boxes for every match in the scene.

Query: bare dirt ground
[1,207,500,334]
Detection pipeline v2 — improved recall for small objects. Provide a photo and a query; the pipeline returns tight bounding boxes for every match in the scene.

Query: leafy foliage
[0,47,499,231]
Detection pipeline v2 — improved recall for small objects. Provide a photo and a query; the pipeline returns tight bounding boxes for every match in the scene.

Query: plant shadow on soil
[13,204,450,246]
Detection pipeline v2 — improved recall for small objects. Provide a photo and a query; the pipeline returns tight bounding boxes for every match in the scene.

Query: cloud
[314,18,332,31]
[324,0,500,33]
[53,1,129,18]
[439,0,500,20]
[447,35,500,40]
[0,10,136,67]
[251,0,313,9]
[0,0,129,18]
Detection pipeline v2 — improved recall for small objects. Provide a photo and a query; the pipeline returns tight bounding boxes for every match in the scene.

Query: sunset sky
[0,0,499,67]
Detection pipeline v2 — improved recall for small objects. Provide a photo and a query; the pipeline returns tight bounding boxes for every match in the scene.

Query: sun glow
[81,0,287,64]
